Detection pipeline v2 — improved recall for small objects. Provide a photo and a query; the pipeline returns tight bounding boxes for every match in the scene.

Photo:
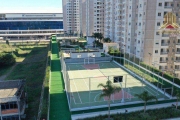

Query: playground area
[63,61,170,111]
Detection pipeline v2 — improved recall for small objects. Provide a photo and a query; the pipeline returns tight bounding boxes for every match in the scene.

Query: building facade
[63,0,104,36]
[104,0,180,77]
[86,0,104,36]
[0,13,63,40]
[63,0,82,35]
[0,80,26,120]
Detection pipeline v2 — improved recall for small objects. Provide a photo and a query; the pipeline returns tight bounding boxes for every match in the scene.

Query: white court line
[76,65,89,89]
[94,92,103,102]
[68,66,82,104]
[110,63,160,96]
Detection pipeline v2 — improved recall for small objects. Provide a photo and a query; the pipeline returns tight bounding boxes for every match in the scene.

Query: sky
[0,0,62,13]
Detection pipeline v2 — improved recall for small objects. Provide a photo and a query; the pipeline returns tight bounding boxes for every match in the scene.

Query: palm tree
[135,91,157,113]
[176,90,180,109]
[98,80,121,120]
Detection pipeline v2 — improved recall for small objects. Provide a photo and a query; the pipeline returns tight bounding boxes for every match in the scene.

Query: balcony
[161,43,169,46]
[160,68,167,71]
[164,6,172,9]
[175,60,180,63]
[175,68,180,71]
[162,34,169,37]
[160,60,167,63]
[176,52,180,54]
[176,43,180,45]
[160,52,168,54]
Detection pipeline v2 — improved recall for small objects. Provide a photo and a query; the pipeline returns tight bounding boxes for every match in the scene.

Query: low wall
[64,57,112,64]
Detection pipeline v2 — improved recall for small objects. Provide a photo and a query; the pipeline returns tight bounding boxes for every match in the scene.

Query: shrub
[6,40,9,45]
[15,48,20,53]
[0,53,16,66]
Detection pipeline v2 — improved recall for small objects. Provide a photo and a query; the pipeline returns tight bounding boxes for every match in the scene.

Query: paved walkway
[72,102,180,120]
[49,40,71,120]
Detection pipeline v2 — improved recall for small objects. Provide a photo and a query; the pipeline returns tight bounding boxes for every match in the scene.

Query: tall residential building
[63,0,82,34]
[104,0,115,41]
[63,0,104,36]
[104,0,180,77]
[86,0,104,36]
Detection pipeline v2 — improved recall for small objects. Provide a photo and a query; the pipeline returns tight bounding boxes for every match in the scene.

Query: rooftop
[0,80,24,99]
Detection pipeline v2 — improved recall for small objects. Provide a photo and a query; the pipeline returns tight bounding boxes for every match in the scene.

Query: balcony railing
[175,68,180,71]
[160,60,167,63]
[175,60,180,63]
[162,34,169,37]
[161,43,169,46]
[164,6,172,8]
[160,52,168,54]
[160,68,167,71]
[176,52,180,54]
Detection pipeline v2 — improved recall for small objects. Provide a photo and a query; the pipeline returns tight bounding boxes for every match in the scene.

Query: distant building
[0,80,26,120]
[0,13,63,40]
[62,0,104,36]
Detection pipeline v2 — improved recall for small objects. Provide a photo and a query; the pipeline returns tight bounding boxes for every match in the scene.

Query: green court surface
[66,62,169,111]
[49,40,71,120]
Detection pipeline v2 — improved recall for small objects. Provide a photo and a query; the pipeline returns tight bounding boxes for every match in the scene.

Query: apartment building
[63,0,104,36]
[63,0,82,35]
[86,0,104,36]
[0,80,26,120]
[104,0,180,77]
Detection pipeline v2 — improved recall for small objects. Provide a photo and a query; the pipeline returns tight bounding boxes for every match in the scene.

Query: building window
[155,50,158,53]
[156,32,160,35]
[157,22,161,26]
[158,13,161,16]
[159,3,162,6]
[164,12,167,15]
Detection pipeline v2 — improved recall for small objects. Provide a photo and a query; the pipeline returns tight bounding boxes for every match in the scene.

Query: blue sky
[0,0,62,13]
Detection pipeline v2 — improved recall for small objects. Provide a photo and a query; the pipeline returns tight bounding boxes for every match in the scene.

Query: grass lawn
[2,42,49,120]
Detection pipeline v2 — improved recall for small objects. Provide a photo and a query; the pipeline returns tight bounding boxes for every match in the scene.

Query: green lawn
[49,40,71,120]
[5,44,49,120]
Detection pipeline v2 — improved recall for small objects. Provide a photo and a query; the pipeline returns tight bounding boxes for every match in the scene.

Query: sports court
[62,59,169,111]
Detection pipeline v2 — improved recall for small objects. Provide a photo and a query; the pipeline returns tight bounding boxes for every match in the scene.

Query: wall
[70,51,101,58]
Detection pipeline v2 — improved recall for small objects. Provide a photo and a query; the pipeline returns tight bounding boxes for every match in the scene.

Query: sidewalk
[72,102,180,120]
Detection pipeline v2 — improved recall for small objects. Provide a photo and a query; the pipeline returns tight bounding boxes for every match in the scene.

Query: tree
[98,80,121,120]
[135,91,157,113]
[176,90,180,109]
[92,33,104,42]
[0,53,16,67]
[104,38,111,43]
